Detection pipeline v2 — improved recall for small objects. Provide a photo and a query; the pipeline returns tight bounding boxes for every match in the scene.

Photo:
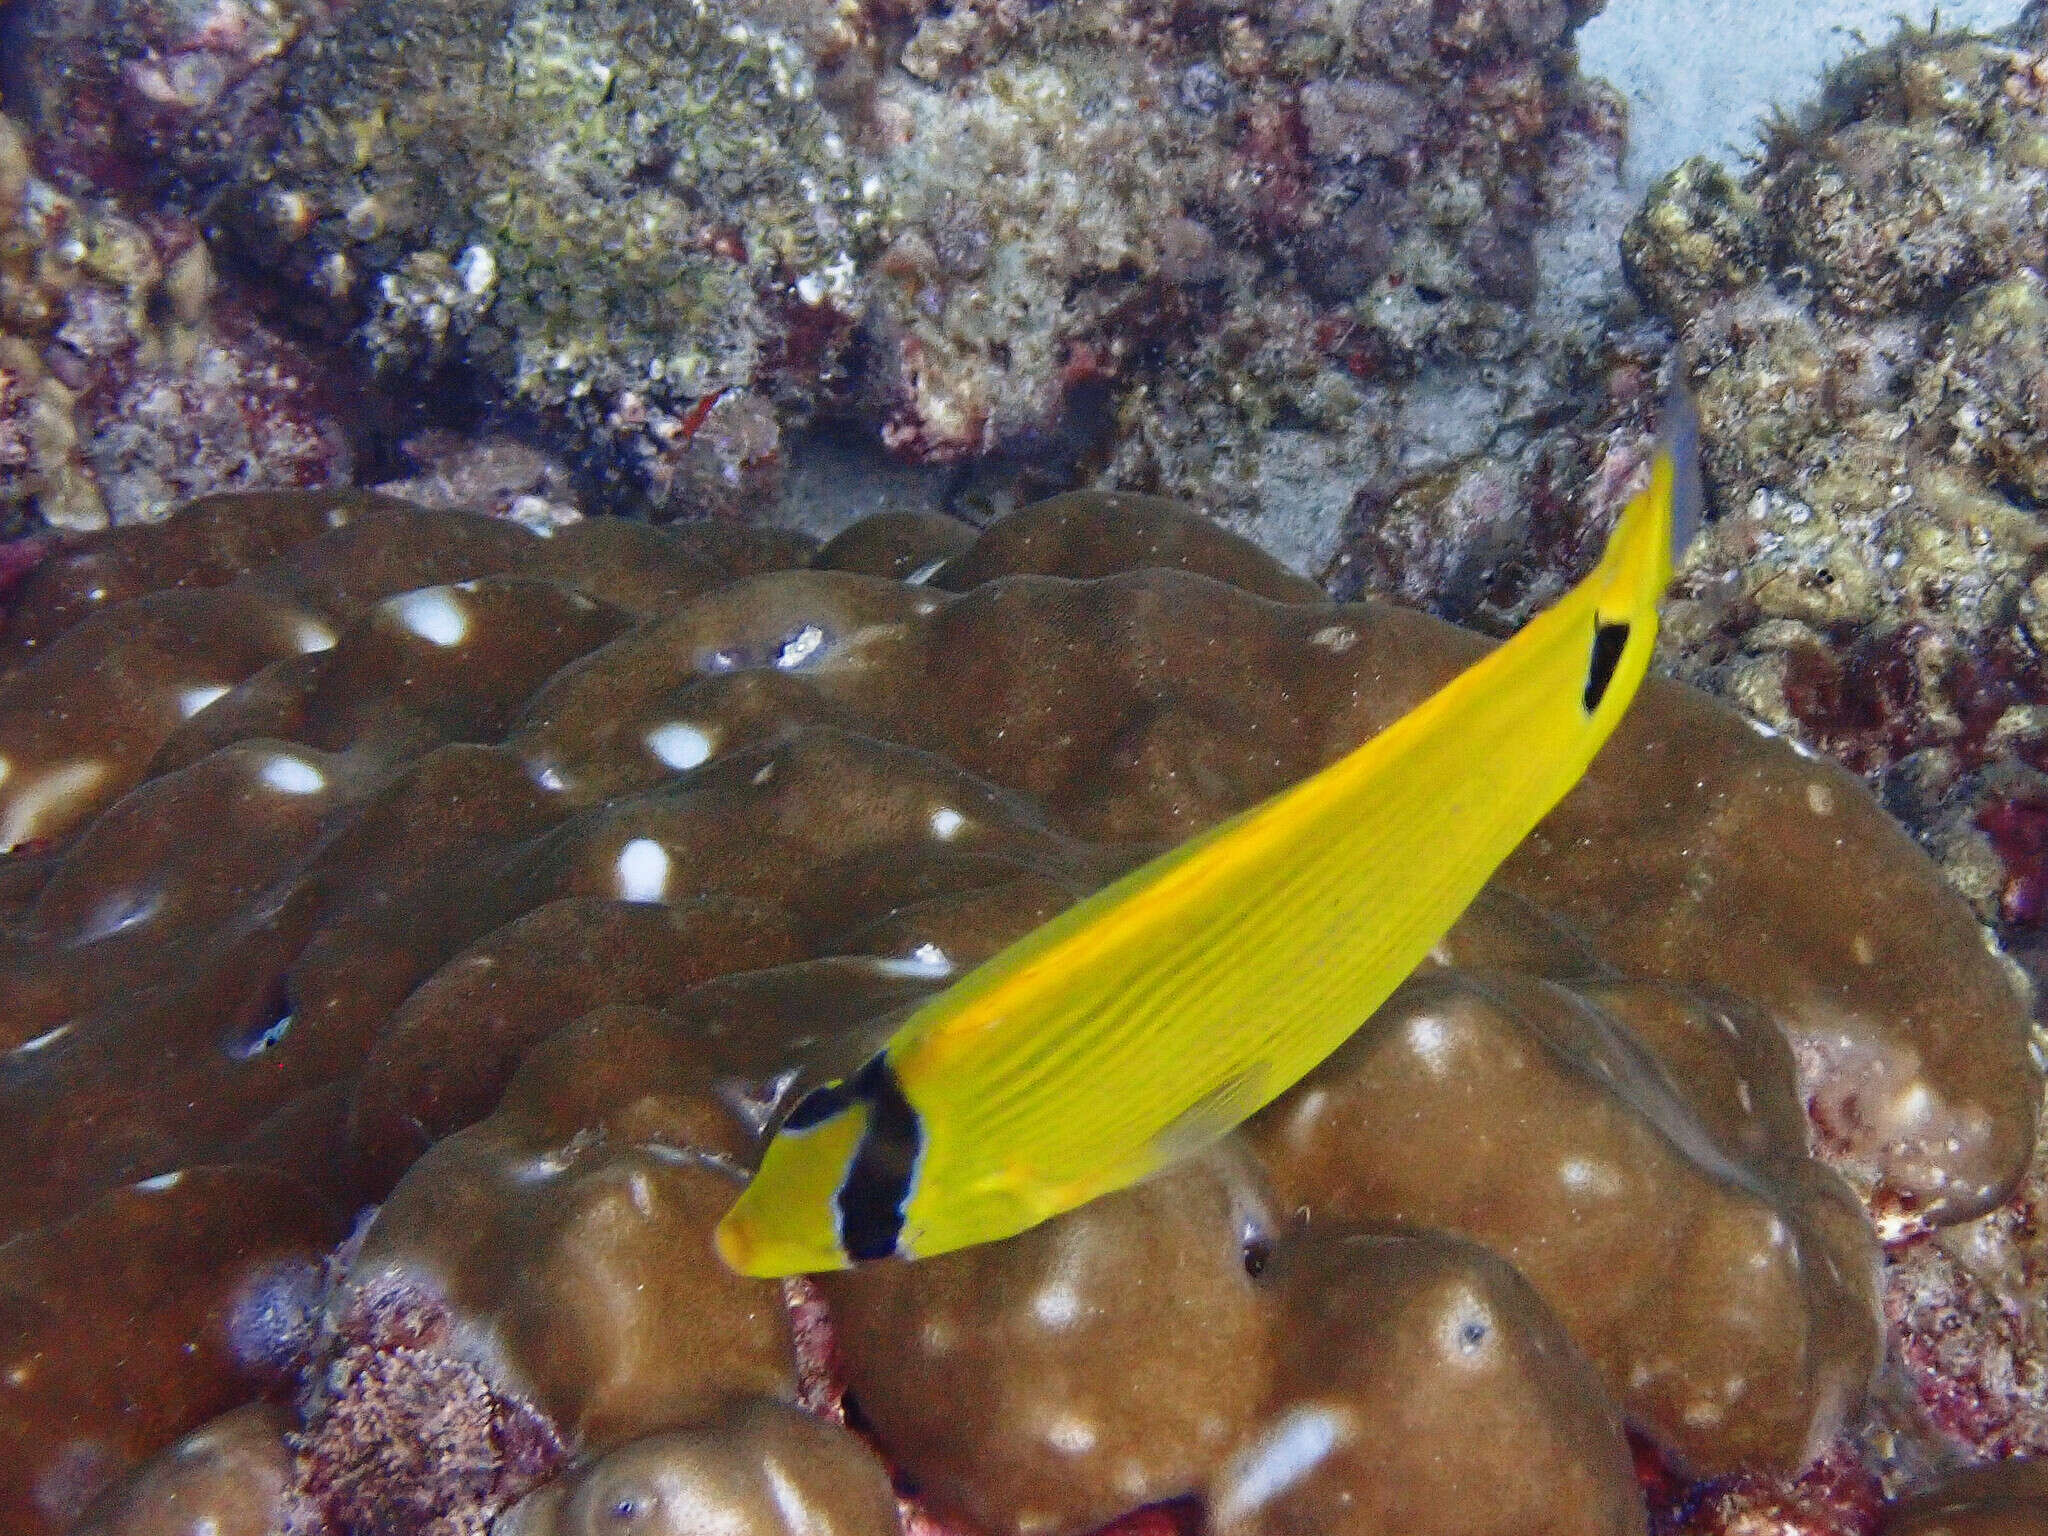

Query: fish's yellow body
[716,392,1701,1277]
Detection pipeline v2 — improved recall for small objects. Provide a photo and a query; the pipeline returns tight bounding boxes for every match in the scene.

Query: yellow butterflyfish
[716,386,1702,1277]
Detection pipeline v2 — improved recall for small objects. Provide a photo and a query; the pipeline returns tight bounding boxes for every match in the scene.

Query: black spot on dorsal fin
[1584,620,1631,714]
[836,1054,924,1262]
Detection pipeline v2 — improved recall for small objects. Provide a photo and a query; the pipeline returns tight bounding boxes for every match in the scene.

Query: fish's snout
[712,1207,756,1275]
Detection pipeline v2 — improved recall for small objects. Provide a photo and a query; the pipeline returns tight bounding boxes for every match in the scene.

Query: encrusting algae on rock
[0,476,2039,1536]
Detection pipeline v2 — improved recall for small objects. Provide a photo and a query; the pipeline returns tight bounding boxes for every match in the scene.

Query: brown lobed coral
[0,487,2037,1535]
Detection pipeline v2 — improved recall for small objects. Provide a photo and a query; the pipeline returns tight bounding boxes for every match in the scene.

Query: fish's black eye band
[836,1054,925,1262]
[782,1078,856,1131]
[1584,620,1630,714]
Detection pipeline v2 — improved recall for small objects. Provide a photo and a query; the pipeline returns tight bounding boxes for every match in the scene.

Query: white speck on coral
[261,755,326,795]
[645,721,715,771]
[1892,1082,1934,1127]
[616,838,671,903]
[2,760,110,851]
[1211,1407,1350,1526]
[930,807,966,840]
[1437,1285,1496,1365]
[775,624,826,668]
[136,1171,184,1192]
[1043,1413,1097,1455]
[392,588,469,647]
[1032,1283,1081,1328]
[10,1024,71,1056]
[873,944,954,979]
[179,684,231,718]
[1405,1015,1452,1075]
[295,621,337,654]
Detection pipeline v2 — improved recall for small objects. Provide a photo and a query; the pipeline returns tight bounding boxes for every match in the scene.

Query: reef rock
[1622,14,2048,948]
[0,113,353,536]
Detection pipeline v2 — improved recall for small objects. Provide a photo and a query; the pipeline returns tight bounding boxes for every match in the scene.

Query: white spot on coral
[906,557,949,585]
[1309,624,1358,653]
[615,837,671,903]
[392,587,470,647]
[626,1170,656,1218]
[1892,1082,1934,1127]
[763,1459,820,1533]
[136,1171,184,1192]
[1557,1157,1622,1197]
[294,620,337,654]
[929,807,966,840]
[1436,1285,1496,1365]
[1210,1407,1351,1527]
[1043,1413,1097,1455]
[261,755,326,795]
[1746,716,1780,739]
[78,887,161,943]
[1852,932,1876,966]
[11,1024,71,1056]
[1,760,110,851]
[872,943,954,979]
[645,721,715,771]
[0,756,8,789]
[179,684,231,718]
[775,623,826,669]
[1032,1283,1081,1328]
[510,1151,573,1183]
[530,762,568,793]
[1806,781,1835,816]
[1405,1015,1453,1075]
